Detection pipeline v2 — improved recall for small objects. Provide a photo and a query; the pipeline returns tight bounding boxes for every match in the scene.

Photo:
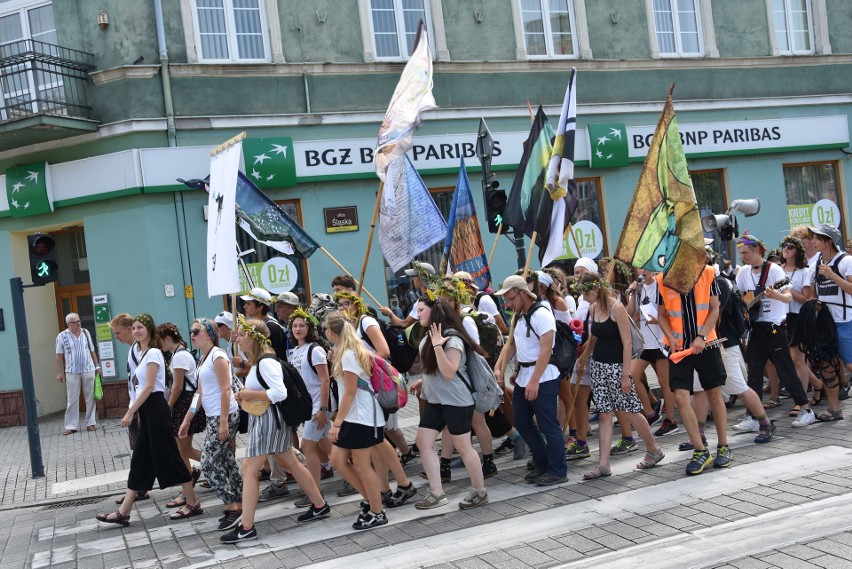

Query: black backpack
[715,275,750,341]
[468,312,501,366]
[256,354,313,428]
[522,302,578,377]
[359,316,418,373]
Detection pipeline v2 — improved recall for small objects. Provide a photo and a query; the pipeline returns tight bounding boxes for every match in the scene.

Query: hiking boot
[733,416,759,432]
[654,419,680,437]
[337,481,358,497]
[678,435,706,452]
[352,510,387,530]
[754,421,776,444]
[524,468,546,482]
[258,483,289,502]
[535,473,567,486]
[610,438,638,455]
[685,449,713,476]
[494,437,514,456]
[458,490,489,510]
[414,491,448,510]
[713,445,733,468]
[482,457,498,479]
[791,408,817,427]
[297,502,331,523]
[513,436,527,460]
[384,483,417,508]
[220,525,257,544]
[565,442,590,460]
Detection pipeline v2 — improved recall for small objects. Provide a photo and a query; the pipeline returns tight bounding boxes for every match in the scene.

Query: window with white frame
[519,0,577,58]
[772,0,813,54]
[192,0,269,62]
[369,0,432,60]
[652,0,702,56]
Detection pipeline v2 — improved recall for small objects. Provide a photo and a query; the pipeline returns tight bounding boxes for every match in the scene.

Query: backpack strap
[175,347,198,391]
[757,262,771,289]
[523,302,546,339]
[358,316,377,351]
[255,354,283,429]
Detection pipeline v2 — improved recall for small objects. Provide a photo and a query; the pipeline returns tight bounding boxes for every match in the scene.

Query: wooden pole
[356,181,384,297]
[487,223,503,268]
[211,131,246,156]
[319,246,382,308]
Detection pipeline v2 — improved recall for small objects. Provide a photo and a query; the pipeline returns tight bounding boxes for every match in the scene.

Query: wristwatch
[318,406,328,413]
[697,334,707,341]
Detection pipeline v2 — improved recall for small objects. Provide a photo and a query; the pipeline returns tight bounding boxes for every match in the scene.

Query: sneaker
[297,502,331,522]
[482,458,498,479]
[754,421,776,444]
[524,468,546,482]
[678,435,706,452]
[494,437,514,456]
[320,465,334,480]
[218,509,242,531]
[458,490,489,510]
[352,510,387,530]
[513,436,527,460]
[840,384,850,401]
[414,491,448,510]
[611,438,638,455]
[655,419,681,437]
[535,473,567,486]
[337,481,358,497]
[258,483,289,502]
[714,445,733,468]
[685,449,713,476]
[385,483,417,508]
[565,442,590,461]
[792,408,817,427]
[733,416,759,432]
[293,494,312,508]
[220,525,257,544]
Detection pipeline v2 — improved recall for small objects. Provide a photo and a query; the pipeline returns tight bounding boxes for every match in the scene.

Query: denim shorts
[302,417,331,442]
[838,319,852,365]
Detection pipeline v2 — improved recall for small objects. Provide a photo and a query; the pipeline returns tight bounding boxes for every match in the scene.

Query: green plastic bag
[94,372,103,401]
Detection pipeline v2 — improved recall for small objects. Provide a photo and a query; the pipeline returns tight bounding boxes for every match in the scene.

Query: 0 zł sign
[239,257,299,295]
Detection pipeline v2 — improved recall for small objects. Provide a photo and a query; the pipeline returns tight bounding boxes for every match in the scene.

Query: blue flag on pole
[442,158,492,290]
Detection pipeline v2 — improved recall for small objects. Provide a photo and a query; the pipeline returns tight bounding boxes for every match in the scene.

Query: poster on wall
[238,258,299,295]
[787,199,841,229]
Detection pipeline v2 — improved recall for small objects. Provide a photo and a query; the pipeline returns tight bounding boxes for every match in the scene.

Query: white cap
[214,311,233,329]
[240,287,272,306]
[405,262,436,276]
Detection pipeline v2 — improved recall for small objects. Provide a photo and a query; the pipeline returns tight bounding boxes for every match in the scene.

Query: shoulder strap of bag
[757,262,772,289]
[176,347,198,391]
[523,301,546,339]
[358,316,376,350]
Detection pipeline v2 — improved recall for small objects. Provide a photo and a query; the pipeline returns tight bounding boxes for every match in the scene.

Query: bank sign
[282,115,848,181]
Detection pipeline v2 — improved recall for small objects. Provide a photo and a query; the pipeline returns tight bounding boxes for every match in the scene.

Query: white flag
[379,155,447,273]
[206,143,242,297]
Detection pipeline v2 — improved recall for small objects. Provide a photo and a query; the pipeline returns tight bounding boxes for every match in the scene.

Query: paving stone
[729,557,773,569]
[809,539,852,558]
[757,552,819,569]
[506,544,554,566]
[809,554,852,569]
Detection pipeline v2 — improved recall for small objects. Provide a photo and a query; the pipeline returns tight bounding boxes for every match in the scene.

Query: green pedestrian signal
[27,234,58,286]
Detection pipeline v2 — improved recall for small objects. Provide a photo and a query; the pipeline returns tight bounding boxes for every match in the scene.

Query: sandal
[636,450,665,470]
[763,399,782,409]
[582,465,612,480]
[62,429,76,436]
[86,425,97,432]
[789,405,801,417]
[115,491,149,505]
[399,450,417,466]
[169,502,203,520]
[166,493,187,508]
[816,409,844,422]
[810,387,824,406]
[199,480,211,488]
[96,510,130,527]
[725,395,738,409]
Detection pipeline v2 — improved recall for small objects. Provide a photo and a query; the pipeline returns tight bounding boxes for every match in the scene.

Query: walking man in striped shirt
[56,313,100,435]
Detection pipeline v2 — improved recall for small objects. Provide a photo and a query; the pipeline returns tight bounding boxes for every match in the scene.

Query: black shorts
[419,402,475,436]
[334,421,383,449]
[786,312,803,348]
[640,349,667,362]
[668,348,726,394]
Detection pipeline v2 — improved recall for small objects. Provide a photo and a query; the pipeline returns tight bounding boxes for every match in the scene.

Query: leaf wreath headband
[571,278,610,295]
[599,257,634,282]
[237,314,271,346]
[289,306,319,327]
[412,260,442,289]
[436,277,472,306]
[333,291,368,317]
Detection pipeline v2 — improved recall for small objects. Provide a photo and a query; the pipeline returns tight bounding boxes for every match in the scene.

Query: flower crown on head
[333,291,368,317]
[289,306,319,327]
[425,288,438,302]
[571,278,610,295]
[412,260,442,289]
[599,257,633,282]
[437,277,472,305]
[236,314,271,346]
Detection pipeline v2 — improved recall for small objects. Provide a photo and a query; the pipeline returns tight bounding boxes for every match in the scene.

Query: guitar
[742,277,791,320]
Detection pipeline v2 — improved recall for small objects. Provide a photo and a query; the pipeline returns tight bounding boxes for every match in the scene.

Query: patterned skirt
[170,390,206,437]
[246,408,292,458]
[589,359,644,414]
[200,413,242,504]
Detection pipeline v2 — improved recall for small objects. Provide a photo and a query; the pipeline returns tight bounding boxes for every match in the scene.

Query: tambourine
[240,399,270,416]
[405,323,425,349]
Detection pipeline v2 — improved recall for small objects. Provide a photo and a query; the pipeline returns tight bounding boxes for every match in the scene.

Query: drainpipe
[154,0,196,325]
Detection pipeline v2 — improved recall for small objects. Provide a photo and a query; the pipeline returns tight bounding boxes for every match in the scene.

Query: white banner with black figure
[207,143,242,297]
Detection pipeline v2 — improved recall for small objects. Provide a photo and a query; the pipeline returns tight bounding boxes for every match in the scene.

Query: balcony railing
[0,39,96,124]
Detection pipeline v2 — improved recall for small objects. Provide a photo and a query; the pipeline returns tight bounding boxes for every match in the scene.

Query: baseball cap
[275,291,299,306]
[240,287,272,306]
[808,224,842,251]
[405,262,436,276]
[494,275,536,298]
[214,311,233,329]
[453,271,479,291]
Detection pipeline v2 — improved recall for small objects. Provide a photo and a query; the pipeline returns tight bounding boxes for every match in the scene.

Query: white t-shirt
[245,356,288,404]
[574,296,591,323]
[638,280,664,349]
[170,348,198,392]
[785,266,813,315]
[197,348,238,416]
[338,349,385,428]
[513,305,560,387]
[462,314,479,344]
[289,343,328,415]
[812,252,852,323]
[134,348,167,394]
[357,315,381,354]
[736,263,789,325]
[475,293,500,324]
[564,294,577,317]
[808,252,821,269]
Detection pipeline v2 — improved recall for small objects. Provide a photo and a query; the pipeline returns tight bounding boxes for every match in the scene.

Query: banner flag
[503,107,554,238]
[206,143,241,297]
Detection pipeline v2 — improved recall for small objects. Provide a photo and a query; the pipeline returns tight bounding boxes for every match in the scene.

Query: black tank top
[591,307,624,364]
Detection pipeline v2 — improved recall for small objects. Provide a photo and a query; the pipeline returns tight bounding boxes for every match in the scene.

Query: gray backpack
[447,330,503,413]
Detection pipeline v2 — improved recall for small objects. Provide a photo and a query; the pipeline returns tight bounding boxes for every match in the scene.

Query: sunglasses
[783,243,797,250]
[190,329,203,336]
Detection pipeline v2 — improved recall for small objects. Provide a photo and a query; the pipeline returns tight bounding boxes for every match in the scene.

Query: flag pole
[487,223,502,267]
[356,181,384,298]
[319,246,382,307]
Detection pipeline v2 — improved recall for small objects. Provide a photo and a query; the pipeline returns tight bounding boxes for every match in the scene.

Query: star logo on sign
[595,150,603,159]
[253,153,270,165]
[25,171,39,183]
[10,199,18,208]
[596,135,610,146]
[251,169,261,180]
[270,144,287,157]
[23,202,29,209]
[609,128,622,139]
[11,182,23,194]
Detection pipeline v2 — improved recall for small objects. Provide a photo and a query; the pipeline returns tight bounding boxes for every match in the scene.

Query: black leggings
[746,324,808,407]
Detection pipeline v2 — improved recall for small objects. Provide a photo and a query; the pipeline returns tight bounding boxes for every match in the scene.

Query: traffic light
[28,233,58,285]
[483,176,507,234]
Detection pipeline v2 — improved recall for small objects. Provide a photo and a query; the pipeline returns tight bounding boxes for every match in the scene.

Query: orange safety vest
[656,266,718,345]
